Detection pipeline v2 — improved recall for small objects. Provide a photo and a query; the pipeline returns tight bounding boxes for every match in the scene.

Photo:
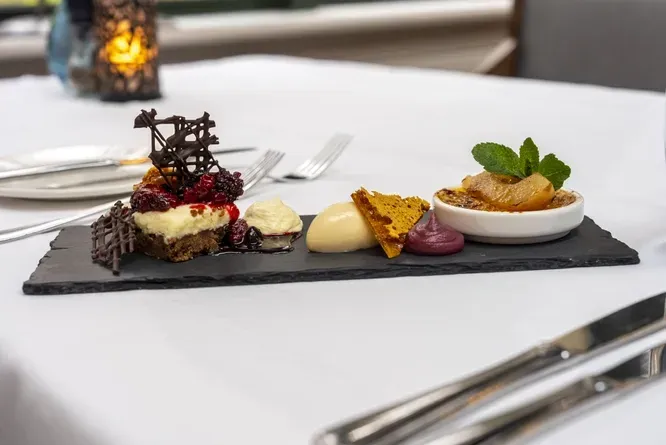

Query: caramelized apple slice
[462,172,555,211]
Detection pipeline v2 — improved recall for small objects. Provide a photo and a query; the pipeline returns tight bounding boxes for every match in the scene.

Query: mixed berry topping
[132,169,245,213]
[130,184,179,213]
[214,169,244,202]
[227,219,249,246]
[220,219,264,250]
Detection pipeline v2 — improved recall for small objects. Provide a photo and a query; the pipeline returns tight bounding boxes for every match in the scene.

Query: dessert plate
[0,145,149,200]
[23,213,639,295]
[0,145,244,201]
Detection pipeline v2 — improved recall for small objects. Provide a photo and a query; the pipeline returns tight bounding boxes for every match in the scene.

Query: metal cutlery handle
[0,160,118,180]
[0,149,282,244]
[0,199,124,244]
[312,343,570,445]
[0,147,256,183]
[429,378,605,445]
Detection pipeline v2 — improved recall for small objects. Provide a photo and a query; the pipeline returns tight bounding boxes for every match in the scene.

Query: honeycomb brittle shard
[351,187,430,259]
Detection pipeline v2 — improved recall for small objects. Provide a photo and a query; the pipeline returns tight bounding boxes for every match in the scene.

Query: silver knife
[418,342,666,445]
[312,292,666,445]
[0,146,256,181]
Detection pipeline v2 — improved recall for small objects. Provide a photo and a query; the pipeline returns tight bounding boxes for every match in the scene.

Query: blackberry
[227,219,249,246]
[215,169,244,202]
[130,185,179,212]
[244,226,263,249]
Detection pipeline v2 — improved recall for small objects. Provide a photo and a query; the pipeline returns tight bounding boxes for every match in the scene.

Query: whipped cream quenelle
[134,205,230,241]
[244,197,303,235]
[306,202,378,253]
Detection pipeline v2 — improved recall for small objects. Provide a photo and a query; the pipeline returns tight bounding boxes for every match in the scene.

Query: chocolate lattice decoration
[91,201,136,274]
[134,109,221,192]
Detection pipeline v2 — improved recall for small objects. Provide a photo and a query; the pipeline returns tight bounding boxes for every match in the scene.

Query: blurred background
[0,0,511,79]
[3,0,664,93]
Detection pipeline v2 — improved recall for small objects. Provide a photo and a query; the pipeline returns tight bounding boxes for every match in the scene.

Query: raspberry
[182,188,200,204]
[215,169,244,202]
[198,174,216,192]
[227,219,248,246]
[211,192,228,205]
[130,185,179,212]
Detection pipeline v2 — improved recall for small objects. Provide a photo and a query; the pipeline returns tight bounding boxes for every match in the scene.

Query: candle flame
[105,20,154,76]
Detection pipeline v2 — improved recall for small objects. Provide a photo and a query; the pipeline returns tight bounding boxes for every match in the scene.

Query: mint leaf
[537,154,571,190]
[519,137,540,177]
[471,143,523,178]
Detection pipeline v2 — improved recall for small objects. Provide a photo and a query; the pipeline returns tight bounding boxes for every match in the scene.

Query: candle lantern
[93,0,161,101]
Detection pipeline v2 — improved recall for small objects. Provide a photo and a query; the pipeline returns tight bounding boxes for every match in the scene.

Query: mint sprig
[471,143,523,178]
[519,137,539,177]
[471,138,571,190]
[538,154,571,190]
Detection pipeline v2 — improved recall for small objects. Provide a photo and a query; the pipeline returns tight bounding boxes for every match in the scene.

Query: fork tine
[300,134,352,177]
[306,141,348,178]
[241,151,272,183]
[243,152,275,182]
[242,150,282,184]
[303,134,351,169]
[244,151,284,192]
[295,133,353,175]
[244,153,282,191]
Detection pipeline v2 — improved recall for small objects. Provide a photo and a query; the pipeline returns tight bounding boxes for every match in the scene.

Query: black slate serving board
[23,214,639,295]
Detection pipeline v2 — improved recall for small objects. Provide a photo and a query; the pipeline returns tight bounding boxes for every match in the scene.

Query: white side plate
[0,145,247,201]
[0,145,146,200]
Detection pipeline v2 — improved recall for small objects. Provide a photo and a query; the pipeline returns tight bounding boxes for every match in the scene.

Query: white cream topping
[133,205,230,241]
[244,197,302,235]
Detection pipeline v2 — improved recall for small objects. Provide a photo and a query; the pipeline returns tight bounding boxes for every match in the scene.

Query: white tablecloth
[0,55,665,445]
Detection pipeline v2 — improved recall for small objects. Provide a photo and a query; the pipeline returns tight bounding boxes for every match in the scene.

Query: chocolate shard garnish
[91,201,137,274]
[134,108,221,193]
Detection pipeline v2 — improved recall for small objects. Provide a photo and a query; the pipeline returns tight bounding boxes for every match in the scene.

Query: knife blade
[419,342,666,445]
[312,292,666,445]
[0,146,256,181]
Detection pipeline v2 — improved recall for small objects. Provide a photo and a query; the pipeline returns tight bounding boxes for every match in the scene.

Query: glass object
[46,1,72,85]
[93,0,162,102]
[68,24,99,94]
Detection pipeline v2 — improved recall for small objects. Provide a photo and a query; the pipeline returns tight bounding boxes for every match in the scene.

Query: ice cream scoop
[306,202,378,253]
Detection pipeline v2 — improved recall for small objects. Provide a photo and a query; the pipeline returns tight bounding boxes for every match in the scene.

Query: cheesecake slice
[133,203,235,262]
[130,168,243,262]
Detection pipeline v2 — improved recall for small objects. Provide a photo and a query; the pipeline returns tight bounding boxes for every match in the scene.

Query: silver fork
[39,133,352,189]
[0,150,284,244]
[270,133,352,182]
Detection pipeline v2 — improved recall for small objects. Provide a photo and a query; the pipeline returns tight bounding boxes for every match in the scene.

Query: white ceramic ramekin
[432,189,585,244]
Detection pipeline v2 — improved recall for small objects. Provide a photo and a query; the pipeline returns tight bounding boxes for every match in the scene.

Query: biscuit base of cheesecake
[135,228,225,262]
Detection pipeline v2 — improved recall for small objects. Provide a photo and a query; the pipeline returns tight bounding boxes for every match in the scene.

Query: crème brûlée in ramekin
[433,183,584,245]
[433,138,584,244]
